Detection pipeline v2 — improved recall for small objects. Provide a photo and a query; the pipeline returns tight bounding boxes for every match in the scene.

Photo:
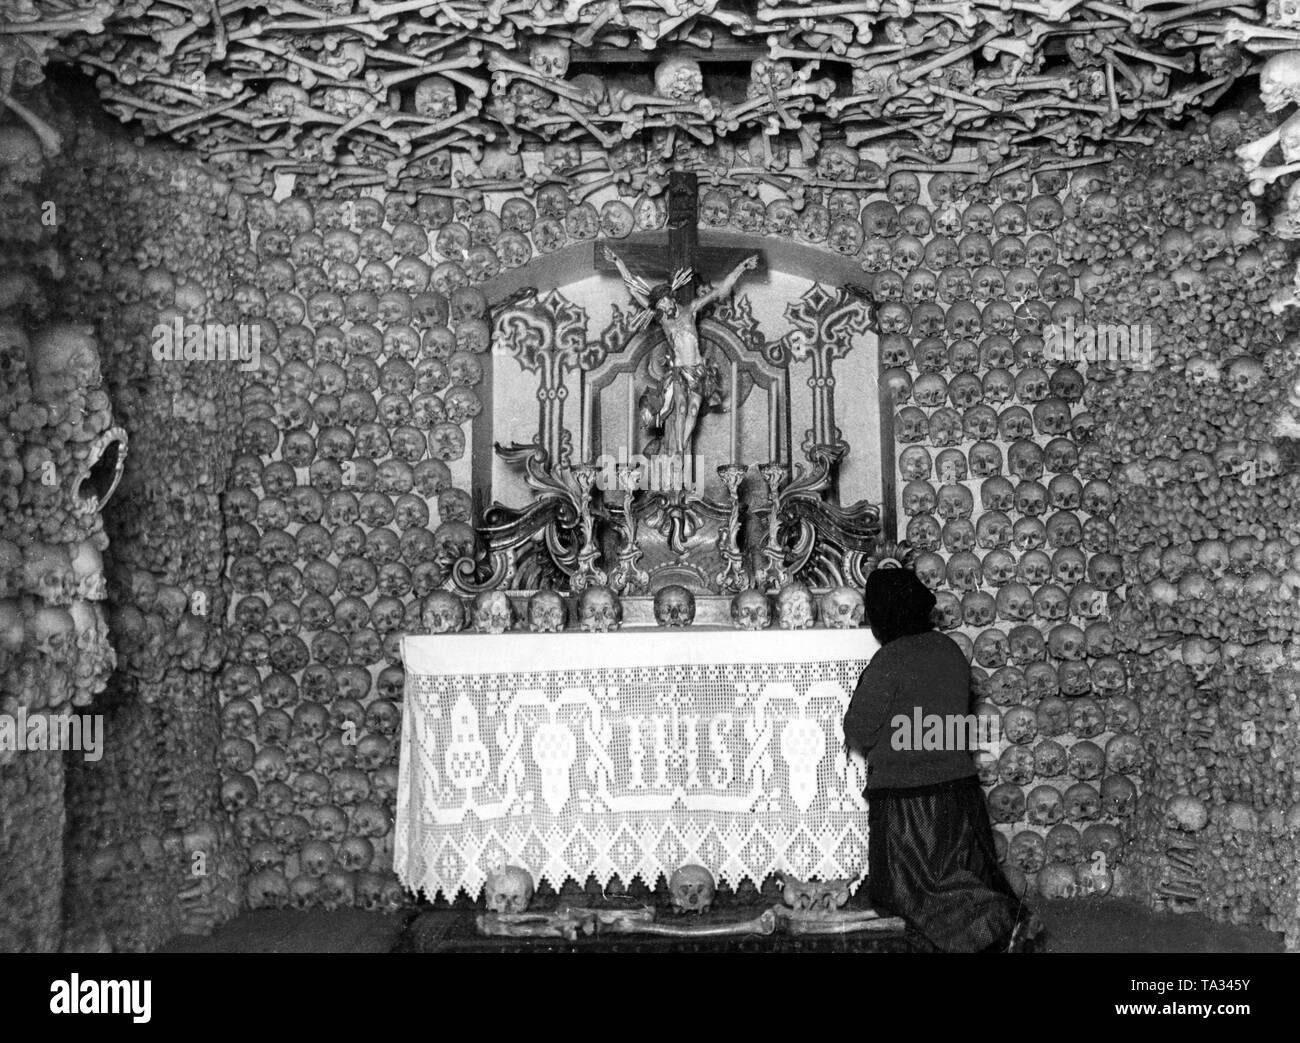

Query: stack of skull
[37,118,250,951]
[848,166,1137,900]
[224,189,500,912]
[0,116,125,951]
[1059,109,1300,940]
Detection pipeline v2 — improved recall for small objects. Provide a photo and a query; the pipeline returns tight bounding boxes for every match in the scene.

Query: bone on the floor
[782,914,908,936]
[476,911,584,940]
[602,908,778,937]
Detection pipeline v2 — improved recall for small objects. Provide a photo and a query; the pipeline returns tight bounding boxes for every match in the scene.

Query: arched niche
[479,231,895,539]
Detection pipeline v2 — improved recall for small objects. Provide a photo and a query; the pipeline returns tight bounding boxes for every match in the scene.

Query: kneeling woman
[844,567,1039,953]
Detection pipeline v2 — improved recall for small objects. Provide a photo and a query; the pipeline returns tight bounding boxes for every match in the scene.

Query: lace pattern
[396,629,879,901]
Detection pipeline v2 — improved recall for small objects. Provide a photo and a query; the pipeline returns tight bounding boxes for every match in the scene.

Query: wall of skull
[861,161,1141,906]
[1060,110,1300,947]
[8,78,1300,948]
[0,96,251,952]
[210,142,1129,913]
[222,186,484,916]
[0,103,125,951]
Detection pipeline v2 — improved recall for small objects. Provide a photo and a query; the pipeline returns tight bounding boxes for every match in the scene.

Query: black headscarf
[863,566,936,645]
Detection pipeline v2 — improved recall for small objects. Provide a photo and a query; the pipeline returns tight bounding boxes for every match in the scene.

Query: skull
[776,582,817,629]
[485,865,535,913]
[987,783,1025,824]
[820,586,865,629]
[578,585,622,633]
[730,589,772,630]
[668,864,716,914]
[817,142,861,182]
[981,549,1017,588]
[973,628,1009,668]
[968,442,1002,478]
[1063,783,1100,823]
[413,76,459,119]
[421,591,466,634]
[468,590,513,635]
[995,582,1034,623]
[1260,51,1300,113]
[526,589,567,633]
[1104,733,1142,775]
[653,584,696,627]
[1026,785,1065,828]
[1067,740,1104,782]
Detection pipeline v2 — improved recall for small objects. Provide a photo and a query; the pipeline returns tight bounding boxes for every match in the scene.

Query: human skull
[653,584,696,627]
[987,783,1025,824]
[776,582,817,629]
[1023,785,1064,828]
[1164,794,1209,832]
[1104,734,1142,775]
[820,586,865,629]
[421,591,466,634]
[668,864,716,914]
[1260,51,1300,112]
[485,865,535,913]
[654,56,703,100]
[470,590,515,635]
[492,586,555,639]
[578,585,621,633]
[730,589,771,630]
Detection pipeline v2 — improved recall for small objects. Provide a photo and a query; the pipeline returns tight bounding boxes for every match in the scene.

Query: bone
[476,911,582,940]
[158,92,259,134]
[2,93,61,156]
[899,29,1000,84]
[237,41,355,85]
[1147,0,1256,28]
[0,5,112,36]
[573,0,622,46]
[1248,161,1300,195]
[602,908,778,938]
[1219,18,1300,48]
[369,43,483,90]
[782,914,907,935]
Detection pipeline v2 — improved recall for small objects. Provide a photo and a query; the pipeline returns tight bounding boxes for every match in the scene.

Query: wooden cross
[593,170,761,302]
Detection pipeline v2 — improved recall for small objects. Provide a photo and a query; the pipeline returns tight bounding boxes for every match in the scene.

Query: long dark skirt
[868,774,1027,953]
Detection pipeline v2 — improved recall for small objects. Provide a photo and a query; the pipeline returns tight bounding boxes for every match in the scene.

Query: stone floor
[156,899,1284,954]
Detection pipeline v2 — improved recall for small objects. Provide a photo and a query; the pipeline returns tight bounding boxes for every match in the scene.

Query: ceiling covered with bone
[1,0,1284,193]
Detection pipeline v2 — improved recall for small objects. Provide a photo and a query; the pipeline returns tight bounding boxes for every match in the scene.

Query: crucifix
[596,171,762,462]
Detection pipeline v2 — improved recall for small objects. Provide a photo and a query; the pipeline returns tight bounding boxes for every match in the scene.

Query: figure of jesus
[605,247,760,458]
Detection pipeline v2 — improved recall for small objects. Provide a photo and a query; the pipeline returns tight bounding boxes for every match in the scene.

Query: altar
[395,627,880,903]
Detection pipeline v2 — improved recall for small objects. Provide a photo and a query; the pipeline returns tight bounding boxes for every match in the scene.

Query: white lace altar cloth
[396,628,880,901]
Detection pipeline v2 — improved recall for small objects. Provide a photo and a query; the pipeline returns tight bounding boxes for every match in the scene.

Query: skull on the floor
[668,864,716,914]
[484,864,534,913]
